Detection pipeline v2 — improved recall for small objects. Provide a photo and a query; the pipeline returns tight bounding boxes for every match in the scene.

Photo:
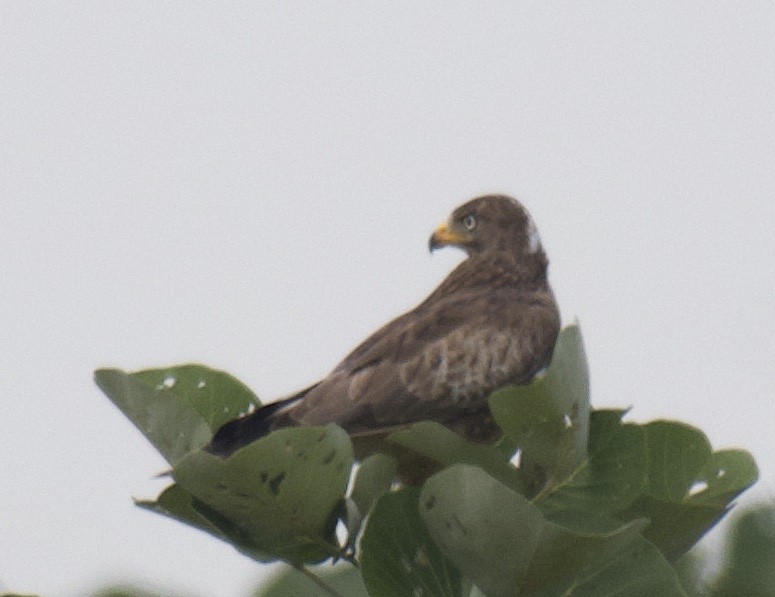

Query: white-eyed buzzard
[208,195,560,457]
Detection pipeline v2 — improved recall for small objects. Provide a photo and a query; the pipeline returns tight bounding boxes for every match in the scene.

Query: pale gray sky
[1,3,773,596]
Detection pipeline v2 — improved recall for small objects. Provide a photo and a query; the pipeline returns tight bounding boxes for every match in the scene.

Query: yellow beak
[429,222,469,251]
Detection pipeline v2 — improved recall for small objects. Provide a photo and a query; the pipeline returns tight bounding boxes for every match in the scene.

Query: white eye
[463,214,477,231]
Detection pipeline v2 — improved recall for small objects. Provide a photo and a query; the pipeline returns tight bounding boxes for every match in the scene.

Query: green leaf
[548,536,687,596]
[172,424,353,564]
[132,364,259,432]
[685,449,759,508]
[419,465,676,596]
[521,519,651,592]
[673,547,706,596]
[136,484,288,563]
[349,453,398,519]
[535,409,647,531]
[256,564,368,597]
[710,504,775,595]
[489,324,590,496]
[361,488,462,597]
[641,421,713,502]
[342,454,398,557]
[420,465,543,596]
[537,411,758,561]
[95,365,259,464]
[89,586,178,597]
[386,421,522,492]
[618,496,730,564]
[95,368,210,464]
[639,420,758,513]
[622,421,758,561]
[585,409,647,510]
[135,483,226,541]
[97,324,759,593]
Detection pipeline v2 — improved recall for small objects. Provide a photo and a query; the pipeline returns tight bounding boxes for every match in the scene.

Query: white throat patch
[526,215,541,253]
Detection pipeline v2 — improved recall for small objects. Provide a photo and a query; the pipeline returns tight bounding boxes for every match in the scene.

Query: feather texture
[207,195,560,458]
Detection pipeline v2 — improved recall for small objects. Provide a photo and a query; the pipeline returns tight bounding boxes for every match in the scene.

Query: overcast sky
[2,3,773,596]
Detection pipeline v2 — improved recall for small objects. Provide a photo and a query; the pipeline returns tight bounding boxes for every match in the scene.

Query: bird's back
[207,195,561,459]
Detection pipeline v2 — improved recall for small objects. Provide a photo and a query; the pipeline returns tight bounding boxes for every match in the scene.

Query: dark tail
[204,385,315,458]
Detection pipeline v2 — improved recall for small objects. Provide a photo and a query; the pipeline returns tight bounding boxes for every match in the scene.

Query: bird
[207,194,561,460]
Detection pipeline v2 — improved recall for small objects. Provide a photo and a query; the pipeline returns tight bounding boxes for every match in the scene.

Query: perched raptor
[208,195,560,458]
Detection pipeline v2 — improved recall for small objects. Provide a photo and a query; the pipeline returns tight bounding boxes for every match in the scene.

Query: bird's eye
[463,214,477,231]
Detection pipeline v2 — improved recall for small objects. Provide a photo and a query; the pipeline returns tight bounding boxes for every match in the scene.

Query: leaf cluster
[95,326,758,596]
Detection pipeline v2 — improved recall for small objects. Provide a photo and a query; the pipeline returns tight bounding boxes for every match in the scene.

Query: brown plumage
[207,195,560,458]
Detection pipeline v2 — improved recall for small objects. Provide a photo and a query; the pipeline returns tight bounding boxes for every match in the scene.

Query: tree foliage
[95,325,758,596]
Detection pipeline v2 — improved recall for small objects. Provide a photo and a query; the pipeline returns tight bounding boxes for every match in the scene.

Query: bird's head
[429,194,544,258]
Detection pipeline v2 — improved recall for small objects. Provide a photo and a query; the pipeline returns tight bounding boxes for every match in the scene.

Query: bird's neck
[427,251,550,303]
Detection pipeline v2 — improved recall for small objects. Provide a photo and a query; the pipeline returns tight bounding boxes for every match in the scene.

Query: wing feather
[286,287,559,432]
